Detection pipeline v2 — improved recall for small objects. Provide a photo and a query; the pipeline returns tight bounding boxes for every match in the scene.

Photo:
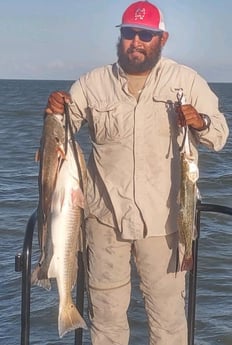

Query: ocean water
[0,79,231,345]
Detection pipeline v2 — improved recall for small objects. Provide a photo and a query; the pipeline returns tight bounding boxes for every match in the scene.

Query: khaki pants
[86,217,187,345]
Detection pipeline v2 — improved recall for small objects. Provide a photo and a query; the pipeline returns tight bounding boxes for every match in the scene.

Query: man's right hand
[45,91,71,115]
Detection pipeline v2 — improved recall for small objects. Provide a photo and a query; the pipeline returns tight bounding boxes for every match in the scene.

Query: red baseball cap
[117,1,165,32]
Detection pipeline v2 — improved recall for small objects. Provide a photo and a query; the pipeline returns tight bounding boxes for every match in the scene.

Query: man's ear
[161,31,169,47]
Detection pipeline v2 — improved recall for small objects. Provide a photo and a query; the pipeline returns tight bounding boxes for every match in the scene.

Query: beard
[117,38,162,74]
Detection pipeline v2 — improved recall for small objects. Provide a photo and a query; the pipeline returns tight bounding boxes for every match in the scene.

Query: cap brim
[116,23,163,32]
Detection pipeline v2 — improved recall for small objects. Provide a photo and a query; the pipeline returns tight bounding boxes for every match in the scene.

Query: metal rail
[15,210,37,345]
[187,200,232,345]
[15,201,232,345]
[15,210,85,345]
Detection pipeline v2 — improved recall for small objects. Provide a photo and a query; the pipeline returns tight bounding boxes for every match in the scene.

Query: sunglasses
[120,27,162,42]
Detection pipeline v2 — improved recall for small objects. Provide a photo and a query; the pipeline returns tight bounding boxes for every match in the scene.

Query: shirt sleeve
[189,74,229,151]
[68,79,89,132]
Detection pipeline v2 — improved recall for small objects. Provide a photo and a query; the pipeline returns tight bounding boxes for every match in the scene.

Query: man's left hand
[178,104,205,130]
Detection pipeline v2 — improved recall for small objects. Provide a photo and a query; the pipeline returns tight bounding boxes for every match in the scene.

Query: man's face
[117,27,168,75]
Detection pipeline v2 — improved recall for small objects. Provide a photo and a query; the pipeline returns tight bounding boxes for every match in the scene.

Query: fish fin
[181,255,193,272]
[36,278,51,290]
[58,303,87,338]
[47,255,57,278]
[35,149,40,162]
[57,146,66,160]
[31,265,51,291]
[71,188,84,209]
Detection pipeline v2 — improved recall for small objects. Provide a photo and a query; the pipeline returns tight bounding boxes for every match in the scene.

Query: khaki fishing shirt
[68,57,229,240]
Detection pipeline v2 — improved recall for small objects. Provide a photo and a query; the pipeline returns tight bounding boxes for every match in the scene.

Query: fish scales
[32,114,87,338]
[36,115,65,255]
[178,151,198,271]
[38,116,65,221]
[176,89,199,271]
[49,142,86,337]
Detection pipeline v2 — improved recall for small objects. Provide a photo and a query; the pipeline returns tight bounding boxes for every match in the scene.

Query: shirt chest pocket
[88,102,132,144]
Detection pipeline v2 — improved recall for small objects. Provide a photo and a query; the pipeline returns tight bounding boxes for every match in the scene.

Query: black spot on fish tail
[58,303,87,338]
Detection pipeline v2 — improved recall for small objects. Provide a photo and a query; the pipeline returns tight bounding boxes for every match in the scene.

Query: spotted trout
[177,89,199,271]
[178,147,199,271]
[32,114,87,337]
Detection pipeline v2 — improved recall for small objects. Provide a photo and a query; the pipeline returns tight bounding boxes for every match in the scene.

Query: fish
[177,89,199,271]
[36,114,65,253]
[178,147,199,271]
[32,114,87,337]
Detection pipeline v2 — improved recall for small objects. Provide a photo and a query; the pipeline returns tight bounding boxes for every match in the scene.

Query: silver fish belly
[32,117,87,337]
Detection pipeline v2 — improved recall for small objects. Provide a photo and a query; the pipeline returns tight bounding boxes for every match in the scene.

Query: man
[45,1,229,344]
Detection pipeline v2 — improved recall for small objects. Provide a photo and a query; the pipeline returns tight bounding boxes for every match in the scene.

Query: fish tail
[58,303,87,338]
[181,255,193,272]
[31,265,51,290]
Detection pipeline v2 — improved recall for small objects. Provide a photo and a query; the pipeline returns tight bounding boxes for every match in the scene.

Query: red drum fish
[32,114,87,337]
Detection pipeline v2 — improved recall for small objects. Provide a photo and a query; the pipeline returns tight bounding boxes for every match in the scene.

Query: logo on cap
[134,8,146,21]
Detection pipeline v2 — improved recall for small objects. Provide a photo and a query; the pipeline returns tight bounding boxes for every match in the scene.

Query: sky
[0,0,232,82]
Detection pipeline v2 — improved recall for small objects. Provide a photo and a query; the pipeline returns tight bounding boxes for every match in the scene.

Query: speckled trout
[32,114,87,337]
[178,145,199,271]
[177,89,199,271]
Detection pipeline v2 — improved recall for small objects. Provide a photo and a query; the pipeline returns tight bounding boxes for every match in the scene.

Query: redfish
[32,114,87,337]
